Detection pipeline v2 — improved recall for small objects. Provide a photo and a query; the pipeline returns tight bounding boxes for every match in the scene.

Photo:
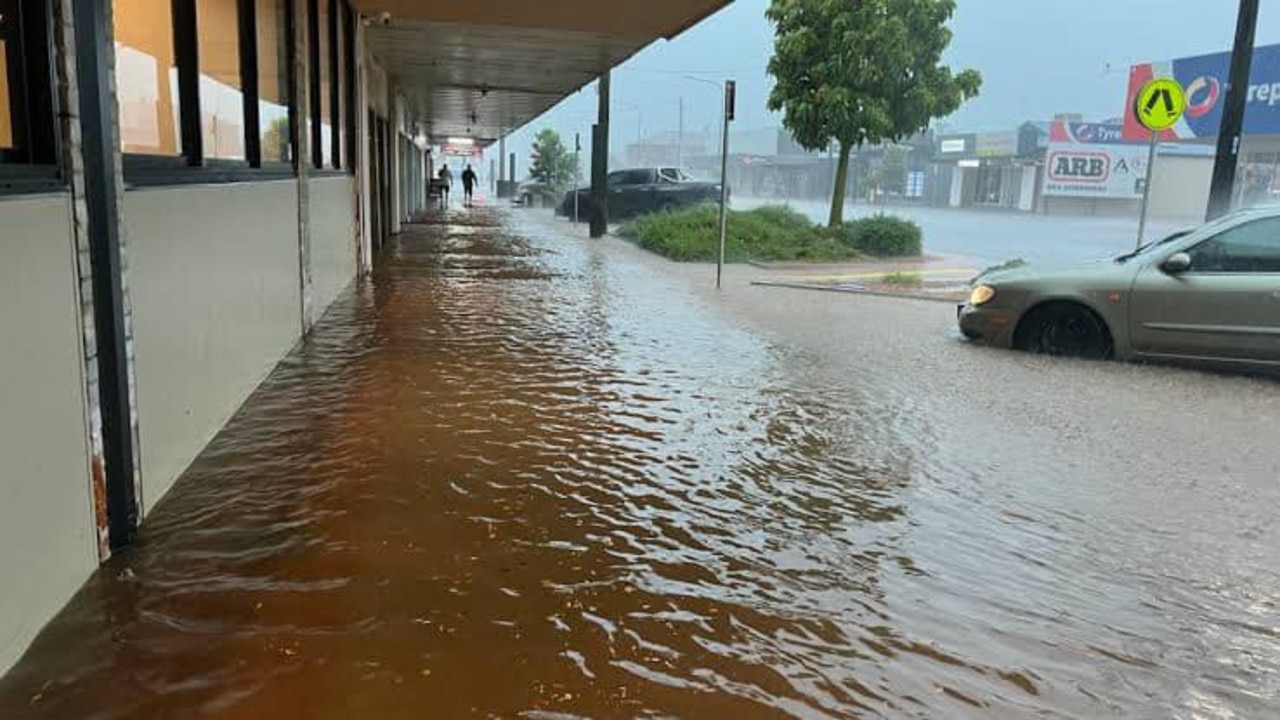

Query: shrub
[881,271,922,286]
[831,215,923,257]
[619,204,857,263]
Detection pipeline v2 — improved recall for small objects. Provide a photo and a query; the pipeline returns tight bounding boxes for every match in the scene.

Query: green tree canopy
[767,0,981,226]
[530,128,576,192]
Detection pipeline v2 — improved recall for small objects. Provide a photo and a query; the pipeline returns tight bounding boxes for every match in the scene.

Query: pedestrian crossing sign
[1134,78,1186,132]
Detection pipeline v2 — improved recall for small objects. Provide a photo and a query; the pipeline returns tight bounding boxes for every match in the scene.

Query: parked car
[556,168,723,221]
[959,206,1280,369]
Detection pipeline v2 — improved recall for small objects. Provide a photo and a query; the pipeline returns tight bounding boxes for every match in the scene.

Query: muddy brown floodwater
[3,208,1280,719]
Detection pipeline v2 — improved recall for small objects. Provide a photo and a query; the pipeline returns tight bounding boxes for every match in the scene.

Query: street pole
[574,132,581,225]
[677,98,684,169]
[717,80,735,290]
[590,71,611,238]
[1137,131,1158,249]
[1206,0,1259,220]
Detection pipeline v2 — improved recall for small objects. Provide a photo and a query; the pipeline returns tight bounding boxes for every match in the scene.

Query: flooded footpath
[3,208,1280,719]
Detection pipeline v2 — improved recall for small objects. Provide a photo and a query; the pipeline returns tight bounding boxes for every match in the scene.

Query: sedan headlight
[970,285,996,306]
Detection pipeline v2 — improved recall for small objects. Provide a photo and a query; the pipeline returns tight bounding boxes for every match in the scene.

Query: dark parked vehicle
[557,168,723,221]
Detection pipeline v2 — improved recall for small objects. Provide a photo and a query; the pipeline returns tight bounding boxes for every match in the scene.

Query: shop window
[329,0,342,169]
[343,2,355,172]
[257,0,291,164]
[307,0,349,171]
[196,0,244,160]
[1,0,56,176]
[1,5,15,153]
[114,0,182,156]
[315,0,332,168]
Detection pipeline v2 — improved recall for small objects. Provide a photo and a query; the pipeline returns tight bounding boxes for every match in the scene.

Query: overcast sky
[495,0,1280,175]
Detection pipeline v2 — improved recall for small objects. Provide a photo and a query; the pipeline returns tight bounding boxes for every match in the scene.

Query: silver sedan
[959,207,1280,369]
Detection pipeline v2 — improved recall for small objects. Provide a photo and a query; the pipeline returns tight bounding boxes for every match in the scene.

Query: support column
[590,71,611,238]
[293,0,314,331]
[69,0,142,550]
[390,95,403,234]
[356,23,373,274]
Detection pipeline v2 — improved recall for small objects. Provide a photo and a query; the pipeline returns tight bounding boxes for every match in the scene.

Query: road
[736,196,1189,268]
[1,208,1277,719]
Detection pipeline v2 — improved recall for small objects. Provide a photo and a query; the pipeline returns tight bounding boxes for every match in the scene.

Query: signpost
[1133,78,1187,249]
[574,132,581,225]
[717,80,736,290]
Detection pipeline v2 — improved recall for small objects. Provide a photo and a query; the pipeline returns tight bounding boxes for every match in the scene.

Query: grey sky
[495,0,1279,176]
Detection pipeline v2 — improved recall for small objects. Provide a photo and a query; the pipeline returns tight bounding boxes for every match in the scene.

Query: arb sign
[1049,153,1110,183]
[1041,122,1147,199]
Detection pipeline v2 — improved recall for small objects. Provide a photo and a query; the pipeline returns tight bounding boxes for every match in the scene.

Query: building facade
[0,0,727,676]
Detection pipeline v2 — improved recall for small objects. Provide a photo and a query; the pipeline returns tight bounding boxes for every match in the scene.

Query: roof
[355,1,733,145]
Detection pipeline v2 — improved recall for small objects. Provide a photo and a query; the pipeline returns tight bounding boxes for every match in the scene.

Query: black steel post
[237,0,261,167]
[73,0,139,549]
[173,0,202,164]
[1206,0,1259,220]
[590,70,611,238]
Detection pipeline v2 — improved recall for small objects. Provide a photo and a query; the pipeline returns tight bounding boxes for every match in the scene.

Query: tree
[881,147,908,197]
[262,117,292,163]
[767,0,981,226]
[530,128,575,193]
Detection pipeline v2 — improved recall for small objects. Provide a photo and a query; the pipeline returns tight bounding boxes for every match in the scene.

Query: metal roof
[354,1,732,145]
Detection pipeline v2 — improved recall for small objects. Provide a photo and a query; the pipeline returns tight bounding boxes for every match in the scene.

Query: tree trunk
[829,141,852,227]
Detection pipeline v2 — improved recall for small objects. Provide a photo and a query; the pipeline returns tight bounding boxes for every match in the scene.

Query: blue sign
[1129,44,1280,139]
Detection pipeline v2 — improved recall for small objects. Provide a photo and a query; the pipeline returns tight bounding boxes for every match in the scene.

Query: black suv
[557,168,723,221]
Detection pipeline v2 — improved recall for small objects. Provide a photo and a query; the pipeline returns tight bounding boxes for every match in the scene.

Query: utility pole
[590,71,611,238]
[717,80,736,290]
[1206,0,1259,220]
[574,132,581,224]
[498,135,506,189]
[677,98,684,169]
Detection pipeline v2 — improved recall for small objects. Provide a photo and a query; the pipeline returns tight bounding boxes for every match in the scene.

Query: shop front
[934,131,1039,211]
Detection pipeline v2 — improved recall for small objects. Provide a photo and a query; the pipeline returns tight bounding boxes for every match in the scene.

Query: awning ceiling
[354,0,731,146]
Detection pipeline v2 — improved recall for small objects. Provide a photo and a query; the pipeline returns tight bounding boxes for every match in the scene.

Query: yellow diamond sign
[1134,78,1187,132]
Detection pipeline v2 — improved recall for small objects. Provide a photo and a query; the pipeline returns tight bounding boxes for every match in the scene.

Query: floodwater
[3,209,1279,718]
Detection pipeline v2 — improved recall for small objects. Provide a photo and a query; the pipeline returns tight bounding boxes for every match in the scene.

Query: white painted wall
[308,176,358,317]
[126,181,303,511]
[1018,166,1038,212]
[0,195,98,674]
[1148,155,1213,220]
[949,167,965,208]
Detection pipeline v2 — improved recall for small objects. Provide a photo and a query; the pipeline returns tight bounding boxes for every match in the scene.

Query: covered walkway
[0,0,730,684]
[6,209,1280,717]
[0,209,828,718]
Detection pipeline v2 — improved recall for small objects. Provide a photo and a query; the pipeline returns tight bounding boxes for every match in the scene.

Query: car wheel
[1014,303,1113,360]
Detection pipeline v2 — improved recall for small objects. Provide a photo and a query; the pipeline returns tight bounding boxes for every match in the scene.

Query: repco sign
[1048,152,1111,183]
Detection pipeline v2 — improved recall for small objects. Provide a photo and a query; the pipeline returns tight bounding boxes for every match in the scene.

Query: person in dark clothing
[461,164,478,206]
[438,163,453,206]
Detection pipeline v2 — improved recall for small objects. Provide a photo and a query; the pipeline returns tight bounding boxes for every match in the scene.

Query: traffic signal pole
[1206,0,1259,220]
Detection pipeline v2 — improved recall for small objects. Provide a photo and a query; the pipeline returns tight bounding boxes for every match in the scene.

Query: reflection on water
[1,209,1277,718]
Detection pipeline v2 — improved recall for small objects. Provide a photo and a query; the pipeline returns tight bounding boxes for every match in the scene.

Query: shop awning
[355,1,731,145]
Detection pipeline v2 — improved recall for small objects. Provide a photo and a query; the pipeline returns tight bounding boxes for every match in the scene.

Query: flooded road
[3,209,1280,718]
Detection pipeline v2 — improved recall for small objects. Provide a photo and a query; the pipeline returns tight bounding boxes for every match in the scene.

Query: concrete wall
[1148,155,1213,221]
[308,175,358,317]
[126,182,303,511]
[949,167,965,207]
[0,195,98,673]
[1018,166,1038,212]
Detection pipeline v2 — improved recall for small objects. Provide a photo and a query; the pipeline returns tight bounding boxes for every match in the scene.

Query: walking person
[461,164,478,207]
[437,163,453,207]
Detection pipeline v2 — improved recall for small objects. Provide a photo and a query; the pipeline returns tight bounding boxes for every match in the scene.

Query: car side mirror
[1161,252,1192,275]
